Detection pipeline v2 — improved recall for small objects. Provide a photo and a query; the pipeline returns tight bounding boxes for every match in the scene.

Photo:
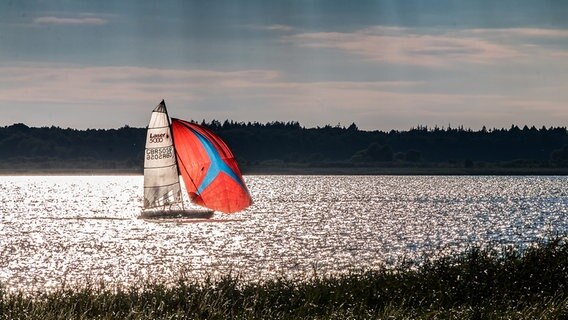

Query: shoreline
[0,166,567,176]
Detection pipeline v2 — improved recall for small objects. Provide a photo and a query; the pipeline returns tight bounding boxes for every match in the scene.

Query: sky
[0,0,567,130]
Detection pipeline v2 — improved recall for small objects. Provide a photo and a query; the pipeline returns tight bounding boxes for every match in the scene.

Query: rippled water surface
[1,175,567,291]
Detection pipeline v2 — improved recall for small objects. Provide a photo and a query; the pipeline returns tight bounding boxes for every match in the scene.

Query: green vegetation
[0,122,567,174]
[2,237,568,319]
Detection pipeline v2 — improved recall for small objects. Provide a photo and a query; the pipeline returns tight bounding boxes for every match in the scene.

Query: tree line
[0,122,566,172]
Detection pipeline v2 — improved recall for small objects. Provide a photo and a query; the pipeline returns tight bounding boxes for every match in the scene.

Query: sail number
[146,147,173,160]
[149,133,168,143]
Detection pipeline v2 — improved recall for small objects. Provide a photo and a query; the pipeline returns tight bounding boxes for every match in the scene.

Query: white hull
[139,209,214,219]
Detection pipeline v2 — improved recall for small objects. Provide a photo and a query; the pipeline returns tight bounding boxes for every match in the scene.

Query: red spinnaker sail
[171,118,252,213]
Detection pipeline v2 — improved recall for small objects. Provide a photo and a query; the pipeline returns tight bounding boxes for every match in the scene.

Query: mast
[162,100,183,204]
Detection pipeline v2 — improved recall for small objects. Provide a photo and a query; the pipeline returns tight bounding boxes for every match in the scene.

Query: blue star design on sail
[190,129,245,195]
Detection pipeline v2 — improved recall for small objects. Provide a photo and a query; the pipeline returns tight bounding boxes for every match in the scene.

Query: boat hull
[139,209,214,219]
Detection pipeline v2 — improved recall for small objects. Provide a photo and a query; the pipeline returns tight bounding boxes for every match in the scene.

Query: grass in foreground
[1,238,568,319]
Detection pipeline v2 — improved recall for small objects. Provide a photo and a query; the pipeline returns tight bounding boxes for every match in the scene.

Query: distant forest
[0,121,567,173]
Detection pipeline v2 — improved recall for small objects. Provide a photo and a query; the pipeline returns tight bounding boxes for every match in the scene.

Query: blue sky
[1,0,567,130]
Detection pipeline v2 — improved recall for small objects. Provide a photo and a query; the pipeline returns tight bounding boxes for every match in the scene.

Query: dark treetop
[0,122,566,173]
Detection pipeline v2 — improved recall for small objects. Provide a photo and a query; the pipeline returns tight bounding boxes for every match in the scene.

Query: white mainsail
[143,100,182,209]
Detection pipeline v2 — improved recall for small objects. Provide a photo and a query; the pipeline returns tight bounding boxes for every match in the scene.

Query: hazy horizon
[1,0,567,131]
[4,118,566,133]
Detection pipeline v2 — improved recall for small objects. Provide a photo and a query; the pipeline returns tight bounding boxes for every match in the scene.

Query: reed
[1,237,568,319]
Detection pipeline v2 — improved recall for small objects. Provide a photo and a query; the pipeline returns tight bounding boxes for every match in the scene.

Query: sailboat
[141,100,252,219]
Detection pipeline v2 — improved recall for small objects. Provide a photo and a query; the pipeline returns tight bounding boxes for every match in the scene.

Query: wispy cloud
[0,65,285,127]
[284,26,568,68]
[467,28,568,38]
[34,16,108,26]
[1,64,566,130]
[285,26,523,67]
[0,65,280,106]
[264,24,294,32]
[0,64,449,128]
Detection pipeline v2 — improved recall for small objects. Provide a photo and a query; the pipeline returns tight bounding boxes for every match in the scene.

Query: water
[0,175,567,291]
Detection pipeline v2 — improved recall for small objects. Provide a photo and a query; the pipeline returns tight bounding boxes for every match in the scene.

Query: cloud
[467,28,568,38]
[0,65,280,105]
[284,26,568,67]
[34,16,108,26]
[0,63,566,130]
[0,64,439,128]
[0,64,286,128]
[264,24,294,32]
